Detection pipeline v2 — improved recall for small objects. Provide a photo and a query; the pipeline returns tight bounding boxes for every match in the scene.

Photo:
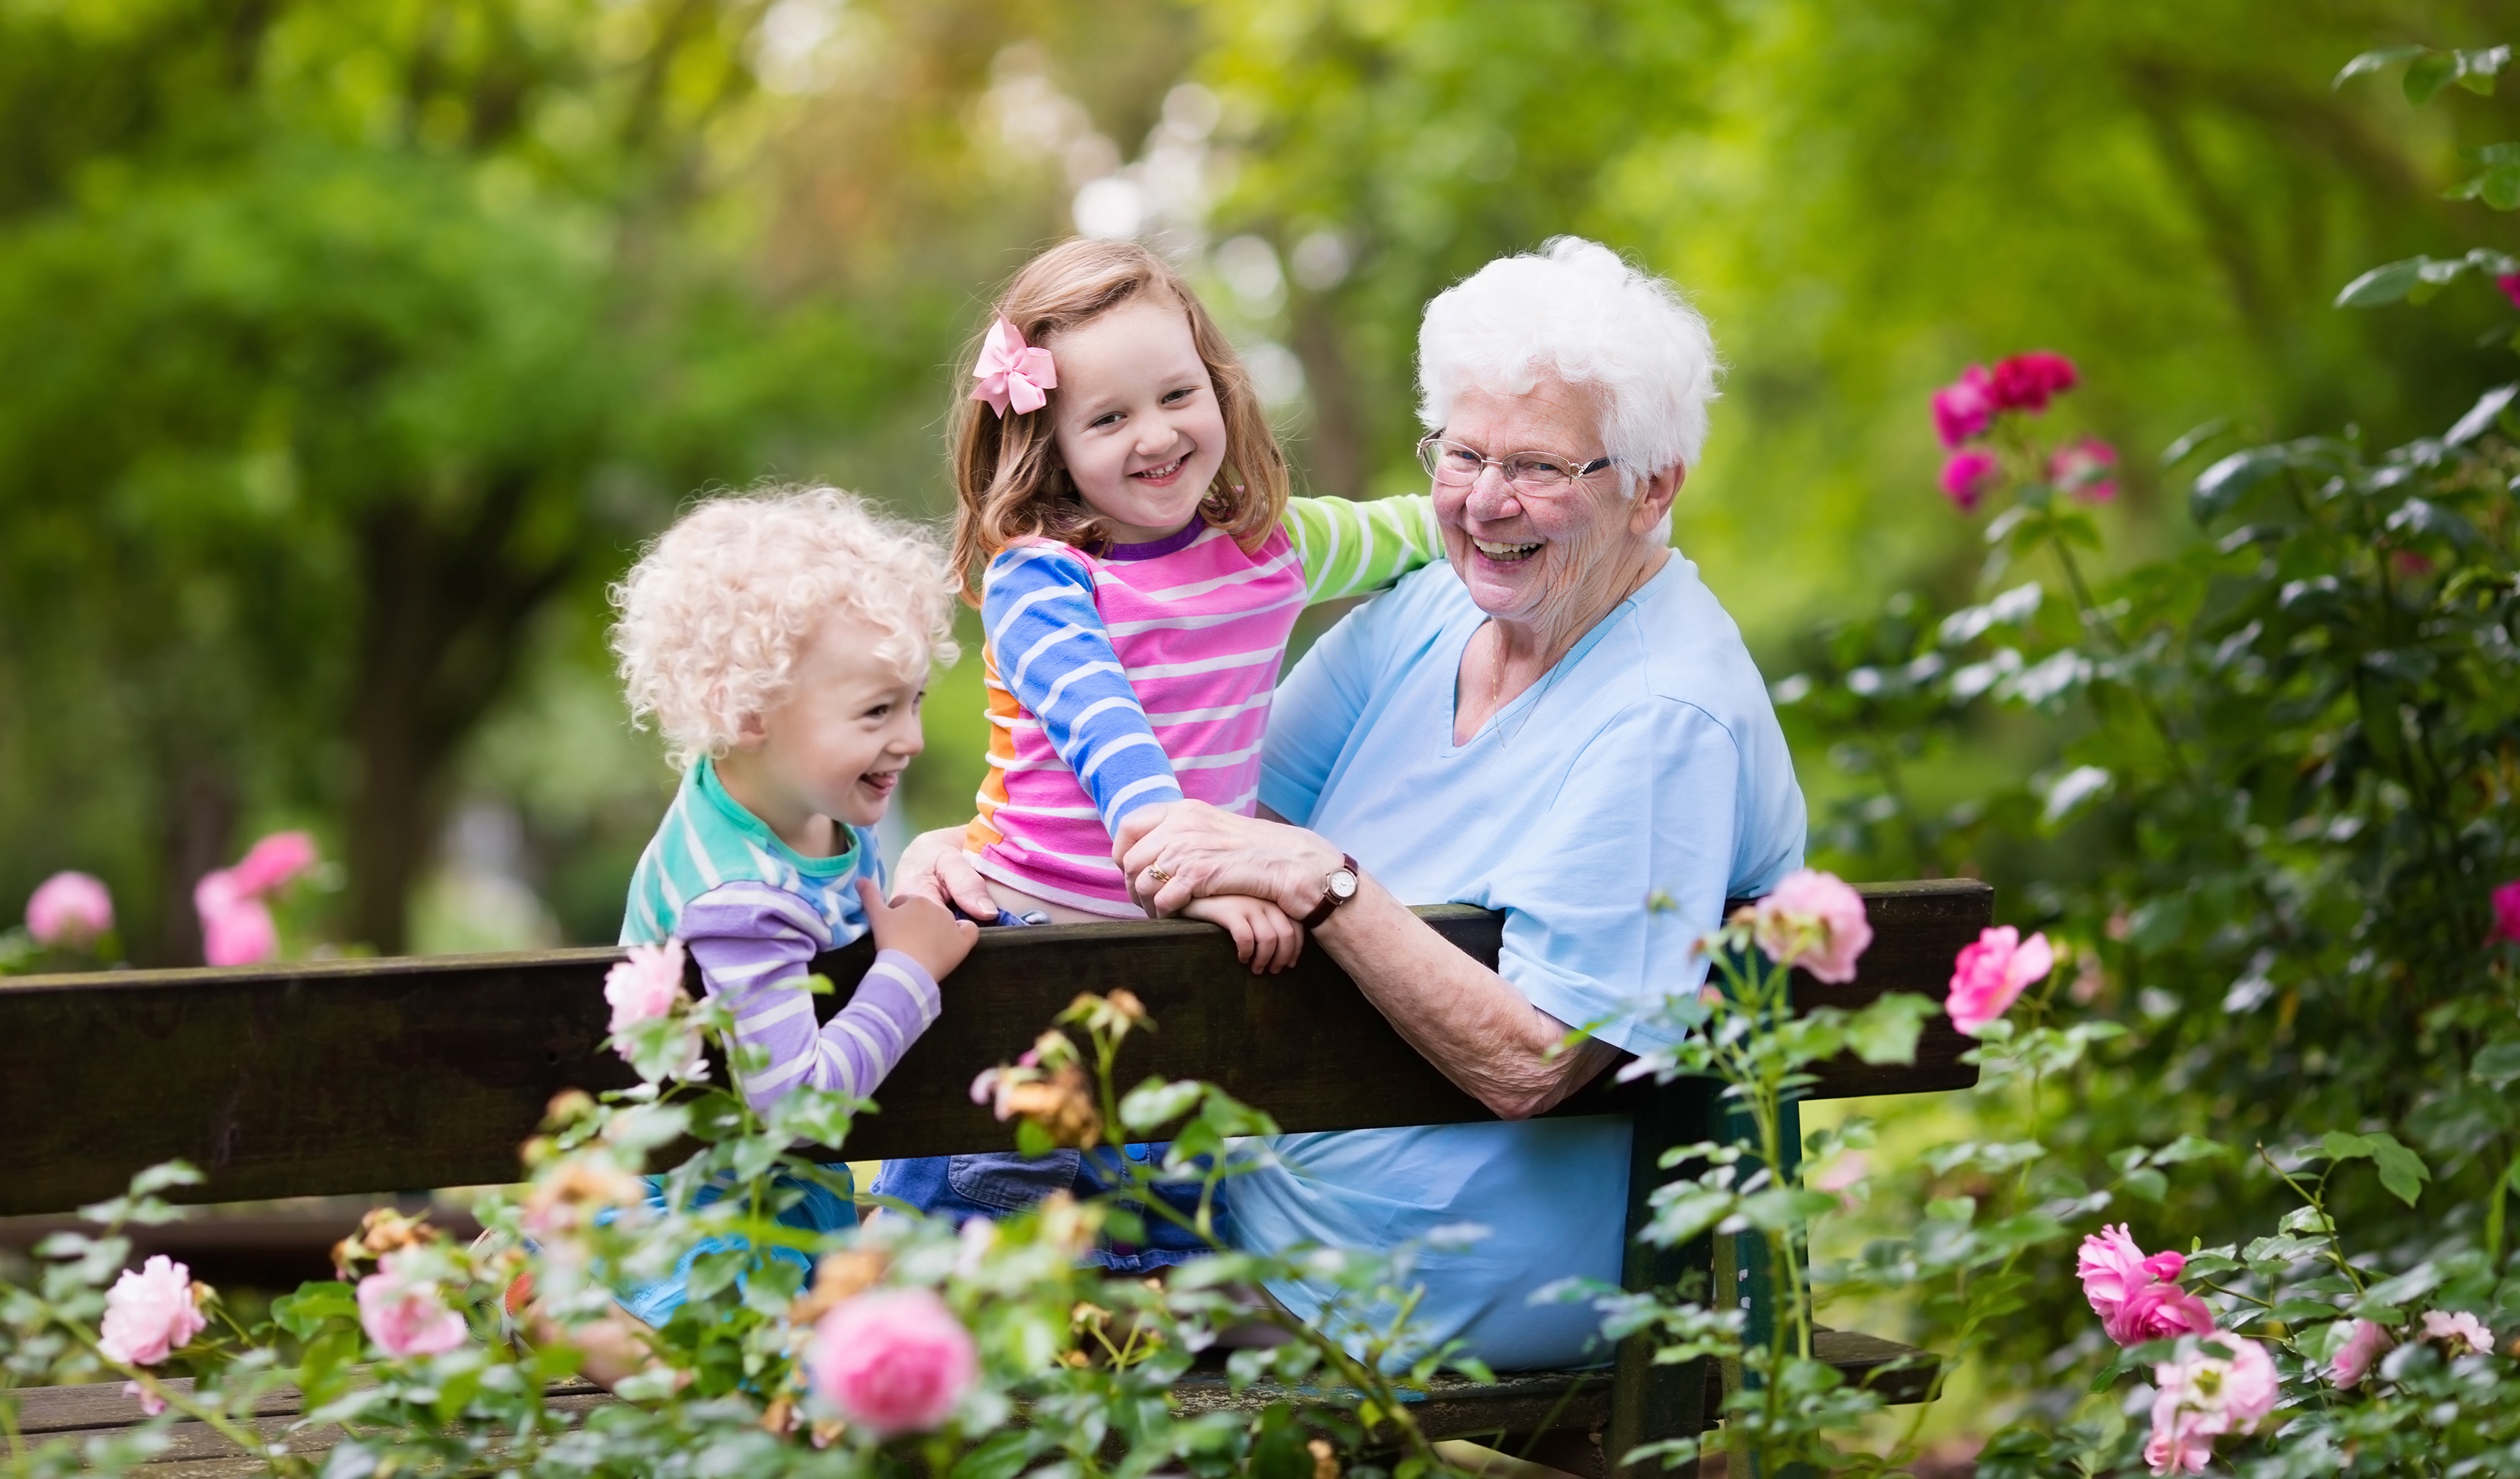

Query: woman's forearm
[1312,875,1617,1120]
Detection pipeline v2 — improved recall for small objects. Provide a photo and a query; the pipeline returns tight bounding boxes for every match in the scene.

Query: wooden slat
[0,883,1986,1217]
[4,1329,1935,1471]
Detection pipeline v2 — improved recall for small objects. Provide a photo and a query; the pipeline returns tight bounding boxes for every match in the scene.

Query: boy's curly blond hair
[609,485,960,770]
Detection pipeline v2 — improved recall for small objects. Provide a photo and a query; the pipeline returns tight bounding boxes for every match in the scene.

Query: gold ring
[1144,866,1173,887]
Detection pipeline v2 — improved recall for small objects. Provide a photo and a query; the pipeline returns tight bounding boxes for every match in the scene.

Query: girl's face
[1045,298,1230,544]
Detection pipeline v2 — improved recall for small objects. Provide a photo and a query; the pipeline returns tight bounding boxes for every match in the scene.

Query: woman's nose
[1464,466,1524,521]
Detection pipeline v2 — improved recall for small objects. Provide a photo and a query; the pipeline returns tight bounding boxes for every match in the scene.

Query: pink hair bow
[970,318,1058,418]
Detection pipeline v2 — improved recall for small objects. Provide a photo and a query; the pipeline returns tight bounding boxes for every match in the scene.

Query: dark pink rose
[1940,450,2000,512]
[1946,925,2054,1035]
[1991,351,2079,412]
[2492,880,2520,945]
[1932,367,1995,448]
[2498,273,2520,310]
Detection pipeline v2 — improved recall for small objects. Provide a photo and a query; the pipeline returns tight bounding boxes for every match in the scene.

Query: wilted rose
[1747,869,1872,984]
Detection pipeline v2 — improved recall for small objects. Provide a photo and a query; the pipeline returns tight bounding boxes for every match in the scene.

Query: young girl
[593,485,978,1345]
[951,236,1443,965]
[872,238,1441,1265]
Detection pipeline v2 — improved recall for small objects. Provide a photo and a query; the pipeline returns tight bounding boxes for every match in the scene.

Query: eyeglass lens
[1420,440,1578,489]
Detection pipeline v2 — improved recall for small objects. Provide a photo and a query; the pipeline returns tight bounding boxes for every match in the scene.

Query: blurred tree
[1194,0,2520,637]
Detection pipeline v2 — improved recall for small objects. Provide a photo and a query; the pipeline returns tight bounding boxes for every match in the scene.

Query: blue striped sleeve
[678,882,942,1112]
[982,544,1184,830]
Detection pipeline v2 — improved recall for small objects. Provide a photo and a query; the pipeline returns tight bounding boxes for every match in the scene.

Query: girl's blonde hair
[610,485,960,770]
[948,238,1290,601]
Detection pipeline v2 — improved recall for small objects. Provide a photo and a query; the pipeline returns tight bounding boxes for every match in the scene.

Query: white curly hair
[1417,236,1722,487]
[610,485,961,770]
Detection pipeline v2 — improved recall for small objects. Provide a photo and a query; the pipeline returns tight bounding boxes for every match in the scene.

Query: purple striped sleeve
[679,882,942,1114]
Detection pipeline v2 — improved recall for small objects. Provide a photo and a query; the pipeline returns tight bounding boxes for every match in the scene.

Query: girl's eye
[1163,386,1199,405]
[1089,410,1122,428]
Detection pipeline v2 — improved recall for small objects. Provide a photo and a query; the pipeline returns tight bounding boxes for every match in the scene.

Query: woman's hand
[889,827,1001,919]
[1182,894,1305,974]
[1112,800,1342,919]
[858,879,979,983]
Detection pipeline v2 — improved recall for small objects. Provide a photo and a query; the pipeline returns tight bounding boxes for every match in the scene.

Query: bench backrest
[0,881,1989,1218]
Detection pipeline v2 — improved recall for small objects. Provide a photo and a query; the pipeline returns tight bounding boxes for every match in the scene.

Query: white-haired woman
[900,238,1805,1370]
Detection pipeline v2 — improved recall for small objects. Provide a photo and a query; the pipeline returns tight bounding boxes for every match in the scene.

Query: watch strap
[1300,855,1362,930]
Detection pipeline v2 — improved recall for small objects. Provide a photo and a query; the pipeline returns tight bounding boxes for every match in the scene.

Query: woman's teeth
[1473,538,1542,562]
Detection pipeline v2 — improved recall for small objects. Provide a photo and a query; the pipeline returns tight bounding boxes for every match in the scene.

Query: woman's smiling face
[1046,297,1229,544]
[1433,378,1637,632]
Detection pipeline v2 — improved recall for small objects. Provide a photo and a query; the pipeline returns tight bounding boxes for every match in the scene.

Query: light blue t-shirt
[1230,554,1805,1372]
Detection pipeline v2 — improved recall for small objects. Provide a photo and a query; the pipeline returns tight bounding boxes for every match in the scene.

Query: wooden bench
[0,879,1990,1476]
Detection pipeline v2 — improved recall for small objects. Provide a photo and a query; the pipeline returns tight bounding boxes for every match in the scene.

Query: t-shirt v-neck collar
[1440,563,1670,755]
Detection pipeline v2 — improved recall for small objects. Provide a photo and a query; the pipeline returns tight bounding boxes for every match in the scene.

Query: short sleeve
[1491,697,1801,1056]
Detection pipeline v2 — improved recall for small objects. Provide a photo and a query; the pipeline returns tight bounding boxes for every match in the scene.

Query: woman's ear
[1630,462,1686,535]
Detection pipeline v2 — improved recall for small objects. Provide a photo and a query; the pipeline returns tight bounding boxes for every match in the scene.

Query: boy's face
[741,610,927,830]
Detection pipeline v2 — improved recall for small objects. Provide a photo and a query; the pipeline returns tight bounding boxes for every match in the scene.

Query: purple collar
[1102,521,1207,560]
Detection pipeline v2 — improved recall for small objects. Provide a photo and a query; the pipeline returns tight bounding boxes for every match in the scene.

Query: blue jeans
[873,1146,1228,1275]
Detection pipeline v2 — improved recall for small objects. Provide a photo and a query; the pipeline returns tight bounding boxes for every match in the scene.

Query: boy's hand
[859,878,978,983]
[1182,893,1305,974]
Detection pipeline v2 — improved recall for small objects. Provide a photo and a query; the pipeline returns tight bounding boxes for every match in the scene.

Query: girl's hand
[1182,894,1305,974]
[859,879,979,984]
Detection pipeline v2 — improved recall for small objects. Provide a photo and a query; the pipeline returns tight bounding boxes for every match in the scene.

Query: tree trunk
[344,488,574,955]
[1292,293,1367,500]
[150,758,237,966]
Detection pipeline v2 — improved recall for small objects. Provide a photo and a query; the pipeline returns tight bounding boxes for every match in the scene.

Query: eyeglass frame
[1415,433,1616,493]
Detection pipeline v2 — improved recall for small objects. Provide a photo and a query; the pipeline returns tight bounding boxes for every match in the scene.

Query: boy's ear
[731,710,769,747]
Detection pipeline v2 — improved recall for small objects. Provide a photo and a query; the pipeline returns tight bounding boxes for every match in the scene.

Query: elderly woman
[905,238,1803,1370]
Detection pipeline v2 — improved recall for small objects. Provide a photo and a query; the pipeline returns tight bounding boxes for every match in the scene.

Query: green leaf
[2334,257,2430,307]
[2333,44,2429,89]
[2152,1136,2225,1166]
[2470,1037,2520,1088]
[130,1161,204,1197]
[2444,383,2517,445]
[1118,1076,1204,1133]
[271,1281,359,1339]
[2192,449,2283,521]
[2364,1132,2430,1206]
[2458,45,2511,93]
[2362,1262,2441,1308]
[2319,1130,2375,1164]
[1844,993,1933,1065]
[2120,1167,2168,1203]
[951,1429,1045,1479]
[2407,50,2462,104]
[1014,1119,1056,1158]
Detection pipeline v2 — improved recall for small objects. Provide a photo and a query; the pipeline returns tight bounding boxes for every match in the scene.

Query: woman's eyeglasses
[1416,436,1614,493]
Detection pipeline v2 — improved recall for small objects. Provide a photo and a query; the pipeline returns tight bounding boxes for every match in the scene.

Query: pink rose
[605,940,688,1033]
[2047,436,2119,503]
[1990,351,2078,413]
[809,1287,979,1438]
[194,870,279,967]
[2422,1308,2494,1356]
[2078,1224,2213,1346]
[25,871,113,948]
[2492,881,2520,945]
[1931,367,1995,448]
[1946,925,2054,1035]
[229,832,319,896]
[356,1254,469,1358]
[2328,1318,2392,1387]
[2498,272,2520,311]
[2146,1335,2277,1475]
[1748,868,1872,984]
[122,1381,166,1417]
[1940,450,2000,513]
[99,1256,207,1367]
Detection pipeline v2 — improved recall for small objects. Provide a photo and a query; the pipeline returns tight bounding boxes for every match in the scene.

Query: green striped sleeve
[1283,493,1445,605]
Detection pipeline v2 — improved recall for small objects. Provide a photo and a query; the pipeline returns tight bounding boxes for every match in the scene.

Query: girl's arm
[1282,493,1445,605]
[677,881,942,1112]
[982,544,1184,832]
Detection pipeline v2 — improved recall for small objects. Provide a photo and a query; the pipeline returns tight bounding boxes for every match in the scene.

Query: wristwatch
[1301,855,1362,930]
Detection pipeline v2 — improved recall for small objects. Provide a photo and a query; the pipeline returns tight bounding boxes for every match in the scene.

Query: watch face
[1329,868,1359,901]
